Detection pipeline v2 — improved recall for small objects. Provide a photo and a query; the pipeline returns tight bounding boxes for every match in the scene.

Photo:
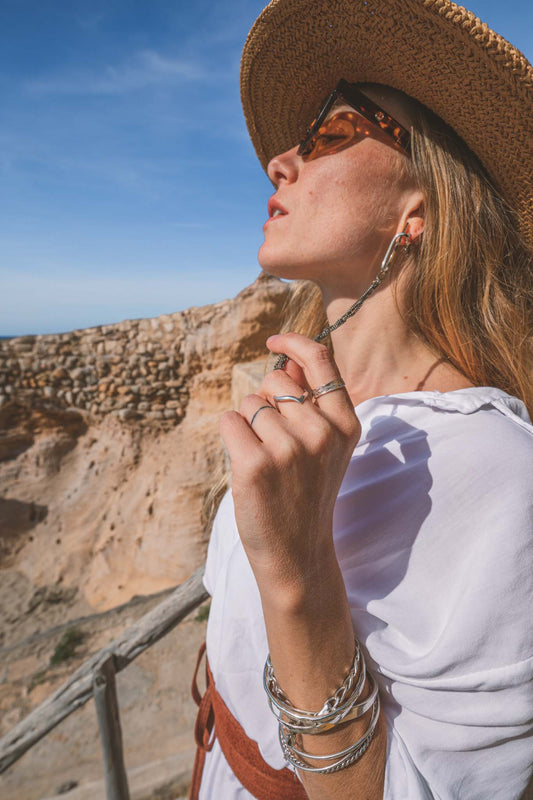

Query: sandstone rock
[118,409,137,421]
[0,272,292,619]
[11,341,34,353]
[52,368,68,380]
[116,398,133,409]
[146,410,164,420]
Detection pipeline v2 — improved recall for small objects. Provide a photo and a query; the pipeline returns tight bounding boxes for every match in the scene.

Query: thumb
[277,357,313,392]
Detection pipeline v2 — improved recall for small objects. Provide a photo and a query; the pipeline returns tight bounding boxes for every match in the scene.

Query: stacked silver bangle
[263,638,380,774]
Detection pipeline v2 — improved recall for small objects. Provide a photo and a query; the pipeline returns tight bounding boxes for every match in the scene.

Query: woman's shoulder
[356,385,532,422]
[348,386,533,529]
[355,386,533,463]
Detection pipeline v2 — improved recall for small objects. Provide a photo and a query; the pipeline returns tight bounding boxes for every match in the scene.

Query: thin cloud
[171,222,209,229]
[75,11,109,32]
[25,49,207,96]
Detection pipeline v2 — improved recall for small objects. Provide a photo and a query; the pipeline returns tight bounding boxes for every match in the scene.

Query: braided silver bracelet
[278,694,380,774]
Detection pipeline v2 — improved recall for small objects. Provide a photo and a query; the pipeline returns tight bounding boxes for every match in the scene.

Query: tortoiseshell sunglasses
[297,79,411,161]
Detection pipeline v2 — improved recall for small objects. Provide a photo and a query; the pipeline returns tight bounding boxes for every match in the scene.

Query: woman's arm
[257,546,387,800]
[220,332,386,800]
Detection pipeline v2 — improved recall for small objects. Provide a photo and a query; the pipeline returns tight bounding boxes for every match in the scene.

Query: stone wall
[0,317,188,425]
[0,273,292,427]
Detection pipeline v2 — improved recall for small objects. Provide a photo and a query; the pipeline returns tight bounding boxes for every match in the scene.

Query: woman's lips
[264,213,288,228]
[265,197,289,227]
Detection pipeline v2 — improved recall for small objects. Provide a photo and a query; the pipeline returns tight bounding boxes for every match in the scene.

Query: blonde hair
[203,91,533,531]
[405,100,533,411]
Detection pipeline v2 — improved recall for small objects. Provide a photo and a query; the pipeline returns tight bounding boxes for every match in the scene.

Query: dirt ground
[0,587,209,800]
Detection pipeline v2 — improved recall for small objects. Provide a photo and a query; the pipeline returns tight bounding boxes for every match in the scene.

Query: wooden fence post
[0,565,208,773]
[92,656,130,800]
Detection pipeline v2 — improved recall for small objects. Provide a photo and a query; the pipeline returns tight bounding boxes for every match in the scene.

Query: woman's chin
[258,249,313,282]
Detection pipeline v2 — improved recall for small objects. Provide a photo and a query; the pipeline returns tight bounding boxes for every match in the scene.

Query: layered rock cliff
[0,273,293,645]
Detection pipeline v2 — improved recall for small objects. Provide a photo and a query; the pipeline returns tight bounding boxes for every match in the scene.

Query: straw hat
[240,0,533,250]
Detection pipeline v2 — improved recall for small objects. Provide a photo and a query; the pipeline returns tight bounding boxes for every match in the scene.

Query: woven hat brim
[241,0,533,250]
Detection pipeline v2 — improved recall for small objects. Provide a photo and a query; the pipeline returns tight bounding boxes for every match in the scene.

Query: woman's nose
[267,145,300,186]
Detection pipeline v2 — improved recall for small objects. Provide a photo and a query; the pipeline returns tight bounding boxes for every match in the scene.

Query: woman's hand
[219,332,360,585]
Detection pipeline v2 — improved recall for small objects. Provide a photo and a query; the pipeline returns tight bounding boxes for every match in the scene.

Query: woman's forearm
[255,542,386,800]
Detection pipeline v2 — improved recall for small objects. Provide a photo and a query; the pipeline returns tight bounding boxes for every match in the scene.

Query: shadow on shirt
[334,413,433,628]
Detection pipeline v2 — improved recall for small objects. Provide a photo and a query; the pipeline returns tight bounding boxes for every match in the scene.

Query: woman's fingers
[267,333,342,394]
[259,369,316,420]
[220,390,288,460]
[278,353,311,392]
[221,332,360,466]
[266,333,356,432]
[219,407,265,467]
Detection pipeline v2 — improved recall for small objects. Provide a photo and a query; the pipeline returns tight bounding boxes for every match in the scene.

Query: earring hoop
[378,231,411,278]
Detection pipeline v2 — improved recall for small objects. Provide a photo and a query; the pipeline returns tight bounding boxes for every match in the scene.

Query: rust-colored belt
[189,642,308,800]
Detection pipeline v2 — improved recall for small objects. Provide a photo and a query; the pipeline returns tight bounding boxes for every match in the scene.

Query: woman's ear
[402,198,425,243]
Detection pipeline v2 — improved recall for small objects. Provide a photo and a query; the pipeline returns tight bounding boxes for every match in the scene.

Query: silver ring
[311,378,346,400]
[273,391,309,410]
[250,404,276,429]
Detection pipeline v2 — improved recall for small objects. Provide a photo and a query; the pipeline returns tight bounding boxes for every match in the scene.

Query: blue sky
[1,0,531,336]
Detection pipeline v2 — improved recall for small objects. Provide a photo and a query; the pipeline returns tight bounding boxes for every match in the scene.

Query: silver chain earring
[273,231,412,370]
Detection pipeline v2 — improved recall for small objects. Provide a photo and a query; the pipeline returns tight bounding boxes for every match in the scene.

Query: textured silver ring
[273,392,309,410]
[311,378,346,400]
[250,404,276,429]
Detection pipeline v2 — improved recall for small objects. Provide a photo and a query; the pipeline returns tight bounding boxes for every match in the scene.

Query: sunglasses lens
[300,108,371,161]
[298,111,326,156]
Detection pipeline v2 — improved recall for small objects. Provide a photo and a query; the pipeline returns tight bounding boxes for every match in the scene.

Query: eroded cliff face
[0,273,292,645]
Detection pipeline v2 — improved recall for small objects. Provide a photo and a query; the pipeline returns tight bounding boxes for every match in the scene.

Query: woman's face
[258,88,422,297]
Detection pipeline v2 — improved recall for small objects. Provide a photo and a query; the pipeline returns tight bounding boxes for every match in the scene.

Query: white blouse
[200,388,533,800]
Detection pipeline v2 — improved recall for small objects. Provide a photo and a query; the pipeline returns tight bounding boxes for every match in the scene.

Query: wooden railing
[0,565,209,799]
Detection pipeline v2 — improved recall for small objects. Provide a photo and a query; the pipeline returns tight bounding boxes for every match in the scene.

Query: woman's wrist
[249,530,341,610]
[258,553,386,796]
[257,550,356,713]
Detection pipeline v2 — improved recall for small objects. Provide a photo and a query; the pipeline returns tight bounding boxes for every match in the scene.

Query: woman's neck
[322,284,473,407]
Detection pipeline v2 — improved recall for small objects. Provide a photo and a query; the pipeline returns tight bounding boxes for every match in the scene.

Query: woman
[190,1,533,798]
